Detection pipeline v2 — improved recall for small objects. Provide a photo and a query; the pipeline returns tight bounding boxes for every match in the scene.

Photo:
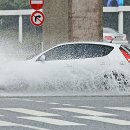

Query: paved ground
[0,96,130,130]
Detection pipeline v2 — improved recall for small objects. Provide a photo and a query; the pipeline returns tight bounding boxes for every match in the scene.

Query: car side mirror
[39,55,45,62]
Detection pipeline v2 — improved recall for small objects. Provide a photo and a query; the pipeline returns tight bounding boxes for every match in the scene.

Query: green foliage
[0,0,30,10]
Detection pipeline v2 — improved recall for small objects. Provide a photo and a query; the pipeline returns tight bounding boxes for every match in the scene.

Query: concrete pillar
[43,0,69,50]
[68,0,103,42]
[43,0,103,50]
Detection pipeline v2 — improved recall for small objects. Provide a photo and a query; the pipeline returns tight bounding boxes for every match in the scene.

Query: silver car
[103,27,128,44]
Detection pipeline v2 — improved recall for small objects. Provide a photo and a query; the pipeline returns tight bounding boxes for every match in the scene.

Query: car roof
[31,42,121,61]
[52,42,120,48]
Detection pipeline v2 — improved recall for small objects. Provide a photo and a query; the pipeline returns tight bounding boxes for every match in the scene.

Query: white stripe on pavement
[75,116,130,126]
[0,120,49,130]
[22,99,34,102]
[79,106,95,109]
[62,104,73,106]
[0,108,59,117]
[19,116,86,126]
[0,120,20,126]
[52,108,116,116]
[35,101,45,103]
[105,107,130,112]
[49,102,59,105]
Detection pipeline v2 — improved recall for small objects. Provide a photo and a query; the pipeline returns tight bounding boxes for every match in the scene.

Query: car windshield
[103,28,119,34]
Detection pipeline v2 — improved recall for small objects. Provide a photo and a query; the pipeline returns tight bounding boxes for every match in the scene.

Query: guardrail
[103,6,130,34]
[0,9,42,43]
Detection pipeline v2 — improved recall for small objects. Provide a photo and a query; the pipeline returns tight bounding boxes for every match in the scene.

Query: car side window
[44,44,76,61]
[39,44,114,61]
[74,44,114,59]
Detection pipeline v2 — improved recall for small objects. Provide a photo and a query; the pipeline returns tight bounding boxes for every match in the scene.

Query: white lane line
[19,116,86,126]
[22,99,34,102]
[35,101,45,103]
[62,104,73,106]
[52,108,116,116]
[105,107,130,112]
[49,102,59,105]
[0,120,49,130]
[0,120,20,126]
[75,116,130,126]
[79,106,95,109]
[0,108,59,117]
[19,124,49,130]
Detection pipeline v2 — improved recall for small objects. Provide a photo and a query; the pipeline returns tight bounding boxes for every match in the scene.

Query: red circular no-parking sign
[30,11,45,26]
[30,0,44,10]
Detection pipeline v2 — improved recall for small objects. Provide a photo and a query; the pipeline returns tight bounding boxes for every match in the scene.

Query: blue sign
[107,0,124,6]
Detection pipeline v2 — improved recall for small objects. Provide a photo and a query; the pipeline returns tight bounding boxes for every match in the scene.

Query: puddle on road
[0,54,130,96]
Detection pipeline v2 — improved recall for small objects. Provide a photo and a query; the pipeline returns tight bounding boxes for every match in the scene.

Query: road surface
[0,96,130,130]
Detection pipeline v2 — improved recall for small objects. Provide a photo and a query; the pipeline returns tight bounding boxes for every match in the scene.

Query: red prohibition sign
[30,11,45,26]
[30,0,44,10]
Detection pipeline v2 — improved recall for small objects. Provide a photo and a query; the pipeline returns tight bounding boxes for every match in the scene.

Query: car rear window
[74,44,114,59]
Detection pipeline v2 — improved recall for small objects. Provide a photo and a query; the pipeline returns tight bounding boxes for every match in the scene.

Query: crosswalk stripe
[79,106,95,109]
[49,102,59,105]
[0,120,20,126]
[75,116,130,126]
[105,107,130,112]
[22,99,34,102]
[35,101,45,103]
[62,104,73,106]
[19,116,86,126]
[0,108,59,117]
[0,120,49,130]
[52,108,116,116]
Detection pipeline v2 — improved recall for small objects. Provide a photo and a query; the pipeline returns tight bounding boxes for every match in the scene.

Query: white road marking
[22,99,34,102]
[49,102,59,105]
[75,116,130,126]
[0,120,49,130]
[79,106,95,109]
[0,108,59,117]
[19,116,86,126]
[106,107,130,112]
[0,120,19,126]
[35,101,45,103]
[62,104,73,106]
[52,108,116,116]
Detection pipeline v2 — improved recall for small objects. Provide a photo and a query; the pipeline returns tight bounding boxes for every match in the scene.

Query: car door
[72,44,112,89]
[36,44,76,90]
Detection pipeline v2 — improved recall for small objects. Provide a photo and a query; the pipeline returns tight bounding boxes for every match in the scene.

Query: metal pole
[41,42,44,52]
[118,11,123,34]
[19,15,23,43]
